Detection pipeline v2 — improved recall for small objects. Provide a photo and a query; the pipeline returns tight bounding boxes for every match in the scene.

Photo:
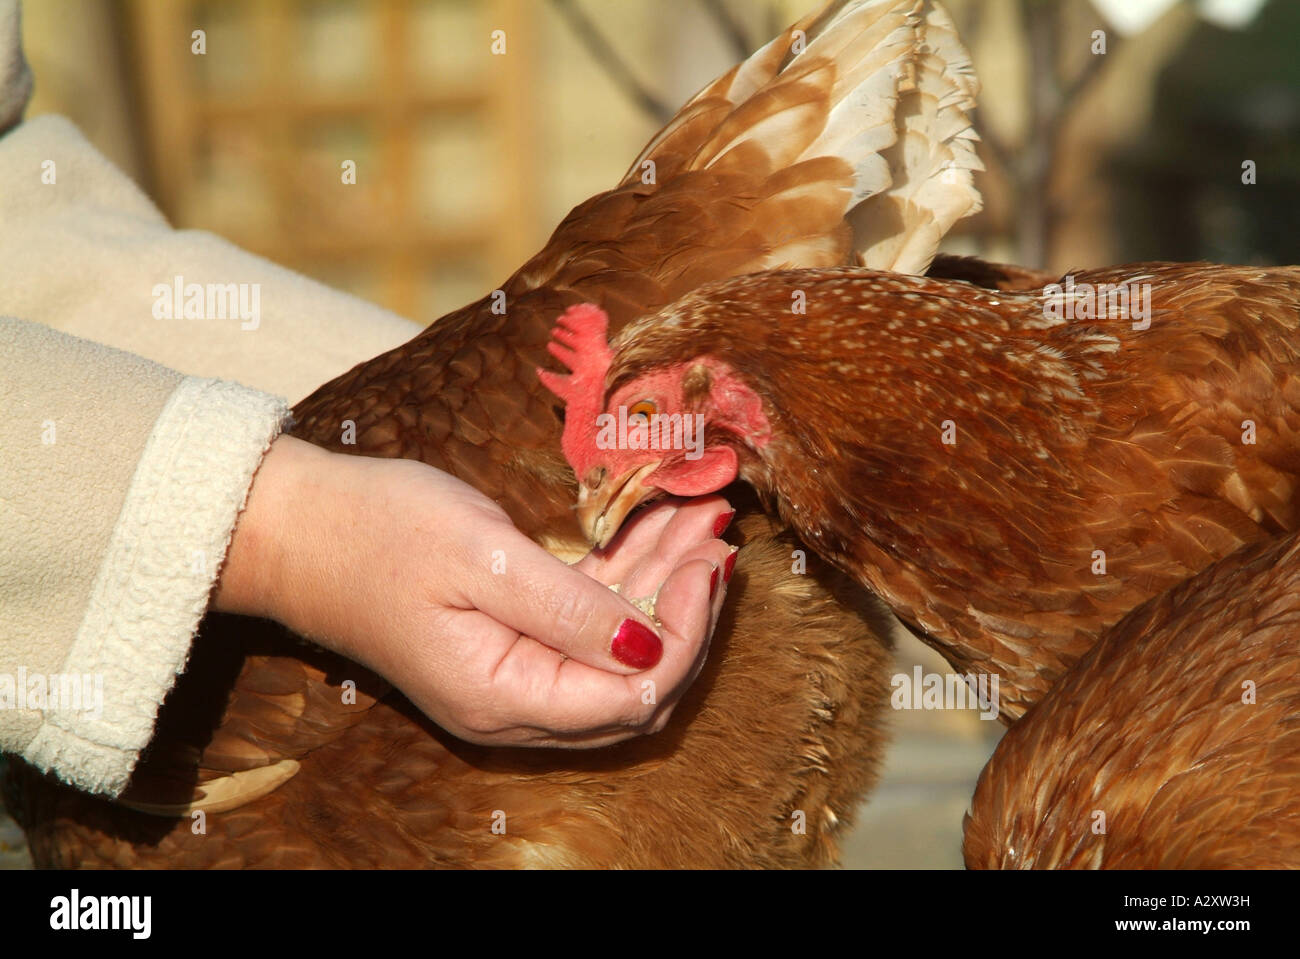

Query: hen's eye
[627,399,657,423]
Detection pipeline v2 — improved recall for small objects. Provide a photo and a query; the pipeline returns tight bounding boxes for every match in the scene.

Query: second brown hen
[964,528,1300,868]
[547,262,1300,721]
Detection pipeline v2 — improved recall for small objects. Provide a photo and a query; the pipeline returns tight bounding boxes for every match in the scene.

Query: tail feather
[850,2,983,271]
[623,0,982,276]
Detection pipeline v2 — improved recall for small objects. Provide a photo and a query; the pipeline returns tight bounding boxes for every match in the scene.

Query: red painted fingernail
[612,619,662,669]
[713,510,736,538]
[709,565,720,597]
[723,550,738,582]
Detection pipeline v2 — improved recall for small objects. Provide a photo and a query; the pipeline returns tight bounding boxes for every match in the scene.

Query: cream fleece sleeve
[0,317,288,795]
[0,113,420,401]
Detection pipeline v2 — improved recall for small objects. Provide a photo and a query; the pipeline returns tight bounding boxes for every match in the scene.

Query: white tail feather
[623,0,982,277]
[850,2,983,272]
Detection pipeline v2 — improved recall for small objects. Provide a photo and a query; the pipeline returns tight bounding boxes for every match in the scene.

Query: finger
[686,544,740,699]
[482,549,724,737]
[444,549,730,747]
[643,546,731,690]
[710,545,739,633]
[482,628,684,736]
[620,495,734,598]
[412,606,656,745]
[573,498,682,583]
[467,531,666,674]
[647,553,724,661]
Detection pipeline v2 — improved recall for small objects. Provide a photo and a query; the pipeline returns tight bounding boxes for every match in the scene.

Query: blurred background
[22,0,1300,322]
[4,0,1297,870]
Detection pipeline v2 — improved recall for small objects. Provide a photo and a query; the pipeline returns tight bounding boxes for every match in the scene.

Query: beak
[579,462,662,548]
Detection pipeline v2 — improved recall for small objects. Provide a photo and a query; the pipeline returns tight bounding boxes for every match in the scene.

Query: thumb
[468,535,662,673]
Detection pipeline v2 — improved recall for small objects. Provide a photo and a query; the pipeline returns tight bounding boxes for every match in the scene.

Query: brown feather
[964,530,1300,868]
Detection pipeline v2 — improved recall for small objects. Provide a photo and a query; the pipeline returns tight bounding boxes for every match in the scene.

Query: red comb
[536,303,613,403]
[537,303,615,475]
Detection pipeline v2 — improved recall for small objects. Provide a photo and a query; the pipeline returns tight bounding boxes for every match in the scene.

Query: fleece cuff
[21,377,289,796]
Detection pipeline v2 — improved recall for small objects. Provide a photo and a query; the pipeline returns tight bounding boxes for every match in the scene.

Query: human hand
[213,436,735,747]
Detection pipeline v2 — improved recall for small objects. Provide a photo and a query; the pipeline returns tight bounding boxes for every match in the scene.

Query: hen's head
[539,303,771,547]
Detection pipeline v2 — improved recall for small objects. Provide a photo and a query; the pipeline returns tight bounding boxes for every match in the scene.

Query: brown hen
[547,263,1300,721]
[6,0,983,868]
[963,529,1300,869]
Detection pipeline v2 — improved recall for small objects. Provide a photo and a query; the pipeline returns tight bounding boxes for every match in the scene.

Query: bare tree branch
[1061,31,1121,106]
[765,0,783,45]
[977,119,1015,182]
[992,0,1124,266]
[698,0,753,60]
[548,0,675,124]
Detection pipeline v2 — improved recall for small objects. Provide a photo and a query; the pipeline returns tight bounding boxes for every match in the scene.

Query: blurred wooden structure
[126,0,537,322]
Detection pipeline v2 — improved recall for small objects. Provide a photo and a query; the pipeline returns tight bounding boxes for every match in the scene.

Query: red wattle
[651,446,739,496]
